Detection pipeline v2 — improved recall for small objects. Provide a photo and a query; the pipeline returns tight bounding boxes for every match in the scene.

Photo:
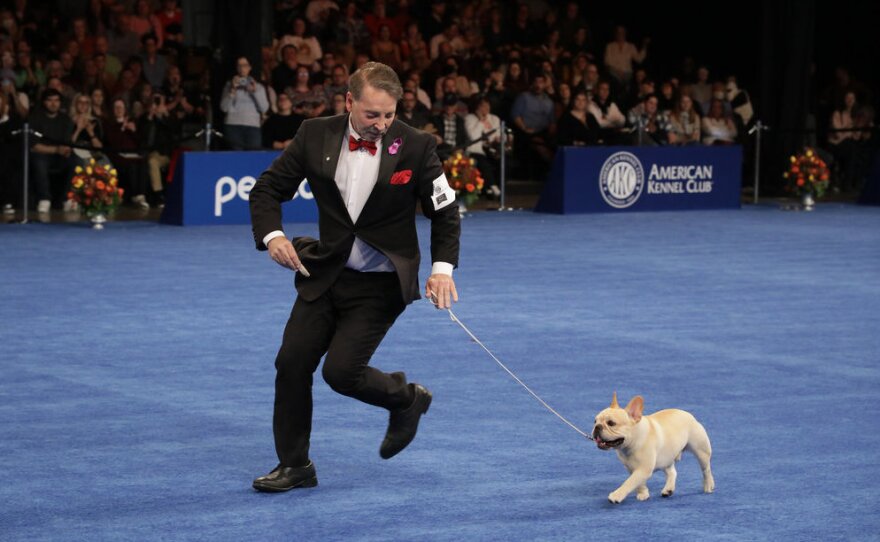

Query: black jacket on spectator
[262,112,305,149]
[557,111,600,147]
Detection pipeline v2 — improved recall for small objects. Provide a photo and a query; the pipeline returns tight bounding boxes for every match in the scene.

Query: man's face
[44,95,61,114]
[283,46,297,66]
[168,67,181,86]
[332,67,347,86]
[645,97,658,115]
[532,76,546,94]
[346,84,396,142]
[277,94,292,113]
[402,93,416,113]
[598,83,610,101]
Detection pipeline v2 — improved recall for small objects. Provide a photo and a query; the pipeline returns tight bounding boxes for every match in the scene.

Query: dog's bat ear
[625,395,644,422]
[610,391,619,408]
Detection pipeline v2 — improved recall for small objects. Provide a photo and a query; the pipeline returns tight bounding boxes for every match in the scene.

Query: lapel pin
[388,138,402,155]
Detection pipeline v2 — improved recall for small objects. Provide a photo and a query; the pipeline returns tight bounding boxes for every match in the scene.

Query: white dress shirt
[263,118,453,276]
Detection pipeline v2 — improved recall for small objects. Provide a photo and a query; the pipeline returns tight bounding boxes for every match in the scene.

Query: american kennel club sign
[536,146,742,214]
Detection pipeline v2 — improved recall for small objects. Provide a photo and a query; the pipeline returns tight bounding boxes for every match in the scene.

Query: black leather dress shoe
[380,383,432,459]
[252,461,318,492]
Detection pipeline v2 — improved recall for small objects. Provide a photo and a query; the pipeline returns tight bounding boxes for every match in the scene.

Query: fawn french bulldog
[592,393,714,503]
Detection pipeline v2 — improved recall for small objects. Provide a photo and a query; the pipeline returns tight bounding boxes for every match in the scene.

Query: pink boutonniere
[388,137,402,155]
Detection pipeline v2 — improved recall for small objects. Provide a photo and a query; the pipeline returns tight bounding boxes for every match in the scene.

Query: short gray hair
[348,62,403,102]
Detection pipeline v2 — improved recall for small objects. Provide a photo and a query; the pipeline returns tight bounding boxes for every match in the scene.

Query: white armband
[430,173,456,211]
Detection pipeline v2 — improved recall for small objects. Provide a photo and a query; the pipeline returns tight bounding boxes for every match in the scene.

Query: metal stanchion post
[499,120,507,210]
[205,121,212,151]
[10,123,37,224]
[748,120,769,204]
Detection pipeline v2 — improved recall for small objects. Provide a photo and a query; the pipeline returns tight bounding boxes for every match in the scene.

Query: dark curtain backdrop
[758,0,817,195]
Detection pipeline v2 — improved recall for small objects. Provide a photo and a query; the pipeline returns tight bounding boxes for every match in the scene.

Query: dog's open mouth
[594,436,624,450]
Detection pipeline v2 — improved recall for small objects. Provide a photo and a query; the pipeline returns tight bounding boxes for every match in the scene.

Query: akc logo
[599,152,645,209]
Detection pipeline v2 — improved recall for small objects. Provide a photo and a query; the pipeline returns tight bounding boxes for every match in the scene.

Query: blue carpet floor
[1,204,879,541]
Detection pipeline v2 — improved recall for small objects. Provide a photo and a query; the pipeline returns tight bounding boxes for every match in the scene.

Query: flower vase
[801,193,815,211]
[90,213,107,230]
[457,199,467,216]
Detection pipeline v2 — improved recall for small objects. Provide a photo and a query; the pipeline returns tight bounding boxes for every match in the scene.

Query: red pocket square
[390,169,413,185]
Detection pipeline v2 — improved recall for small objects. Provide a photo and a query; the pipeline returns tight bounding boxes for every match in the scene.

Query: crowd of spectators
[0,0,875,216]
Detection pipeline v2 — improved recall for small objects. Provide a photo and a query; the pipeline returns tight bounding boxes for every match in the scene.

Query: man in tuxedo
[249,62,461,492]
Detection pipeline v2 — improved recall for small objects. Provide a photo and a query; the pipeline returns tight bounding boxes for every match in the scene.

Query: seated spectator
[130,0,162,41]
[557,90,599,147]
[397,89,433,131]
[328,92,347,116]
[405,71,432,111]
[829,91,871,192]
[324,64,349,103]
[140,92,178,207]
[261,92,304,149]
[220,56,269,150]
[108,13,141,63]
[667,95,701,145]
[701,98,737,145]
[140,33,168,89]
[372,24,402,71]
[627,93,670,146]
[15,49,45,100]
[90,87,107,121]
[103,97,149,209]
[69,93,104,171]
[433,92,467,157]
[400,22,430,73]
[160,65,194,123]
[691,66,711,114]
[287,65,327,118]
[505,60,529,94]
[271,44,299,95]
[555,82,572,119]
[277,17,322,67]
[334,2,371,68]
[657,81,677,114]
[154,0,183,45]
[588,81,626,145]
[29,89,74,213]
[701,81,731,118]
[429,20,467,60]
[364,0,400,41]
[510,75,556,179]
[464,95,502,197]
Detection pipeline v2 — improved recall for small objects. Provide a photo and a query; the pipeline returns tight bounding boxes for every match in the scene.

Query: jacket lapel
[355,120,402,227]
[322,114,347,179]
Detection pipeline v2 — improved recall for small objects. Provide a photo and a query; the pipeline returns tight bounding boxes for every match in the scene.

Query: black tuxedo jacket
[250,114,461,304]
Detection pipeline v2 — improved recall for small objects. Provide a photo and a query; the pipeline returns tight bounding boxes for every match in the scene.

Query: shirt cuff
[263,230,286,247]
[431,262,454,276]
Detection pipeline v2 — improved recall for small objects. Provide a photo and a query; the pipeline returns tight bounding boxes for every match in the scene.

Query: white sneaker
[63,200,79,212]
[37,199,51,213]
[132,195,150,209]
[2,204,13,215]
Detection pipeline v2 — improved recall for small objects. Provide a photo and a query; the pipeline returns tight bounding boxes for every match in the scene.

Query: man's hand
[267,236,309,276]
[426,274,458,309]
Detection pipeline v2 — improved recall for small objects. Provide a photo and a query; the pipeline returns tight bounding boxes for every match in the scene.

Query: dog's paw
[636,488,650,501]
[608,490,626,504]
[703,474,715,493]
[661,489,674,497]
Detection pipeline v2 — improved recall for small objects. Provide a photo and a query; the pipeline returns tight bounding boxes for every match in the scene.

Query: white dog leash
[433,300,594,441]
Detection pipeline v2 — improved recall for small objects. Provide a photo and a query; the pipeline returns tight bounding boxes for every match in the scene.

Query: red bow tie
[349,135,377,155]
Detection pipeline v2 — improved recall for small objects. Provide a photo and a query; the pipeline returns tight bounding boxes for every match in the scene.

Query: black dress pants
[272,268,413,467]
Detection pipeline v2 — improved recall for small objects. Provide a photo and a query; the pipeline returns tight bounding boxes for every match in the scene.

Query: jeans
[224,124,263,150]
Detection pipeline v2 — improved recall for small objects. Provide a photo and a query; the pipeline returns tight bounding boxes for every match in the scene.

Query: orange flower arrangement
[67,158,123,218]
[783,147,830,199]
[442,151,484,206]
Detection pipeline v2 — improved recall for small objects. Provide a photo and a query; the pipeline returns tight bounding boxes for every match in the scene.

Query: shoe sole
[252,476,318,493]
